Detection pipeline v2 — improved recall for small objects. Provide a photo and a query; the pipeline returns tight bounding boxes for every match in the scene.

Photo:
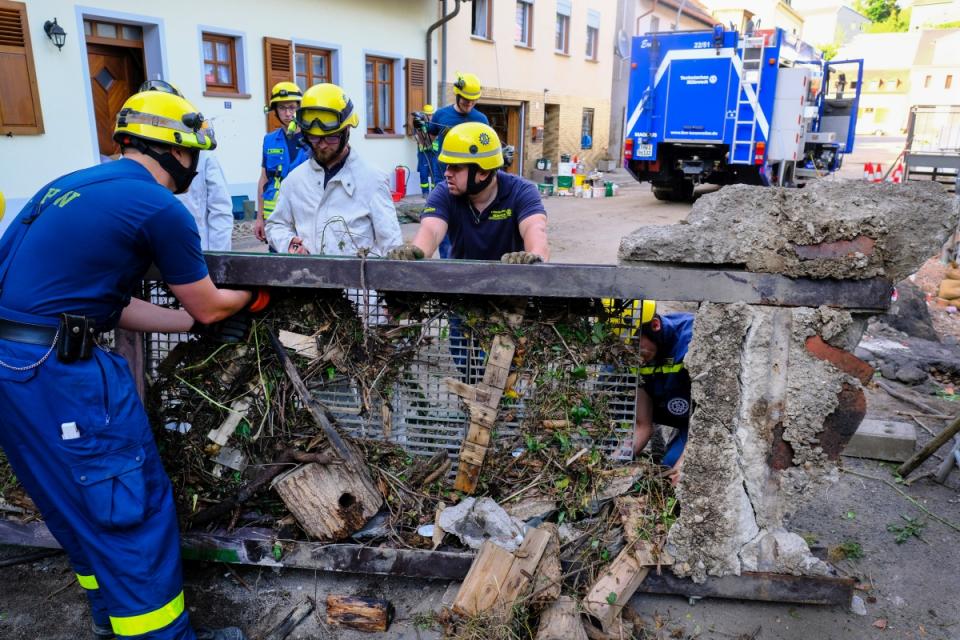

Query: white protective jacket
[265,151,401,257]
[175,152,234,251]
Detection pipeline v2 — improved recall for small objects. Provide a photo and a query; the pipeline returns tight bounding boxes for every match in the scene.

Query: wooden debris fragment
[453,525,552,619]
[325,595,393,632]
[531,523,562,606]
[536,596,587,640]
[454,334,517,493]
[262,598,314,640]
[278,329,319,360]
[272,455,383,542]
[582,545,650,633]
[206,395,252,448]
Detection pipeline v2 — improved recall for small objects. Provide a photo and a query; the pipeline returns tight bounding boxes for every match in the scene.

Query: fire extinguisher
[393,165,410,201]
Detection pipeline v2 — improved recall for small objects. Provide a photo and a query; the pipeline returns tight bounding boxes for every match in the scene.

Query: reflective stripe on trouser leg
[0,343,193,639]
[78,573,100,590]
[110,591,185,637]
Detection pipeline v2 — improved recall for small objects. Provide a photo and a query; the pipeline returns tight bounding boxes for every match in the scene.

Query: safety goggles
[296,99,355,133]
[304,131,345,147]
[117,108,216,147]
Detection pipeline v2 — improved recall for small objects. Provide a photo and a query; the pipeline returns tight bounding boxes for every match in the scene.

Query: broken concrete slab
[619,181,957,282]
[842,418,917,463]
[669,303,868,582]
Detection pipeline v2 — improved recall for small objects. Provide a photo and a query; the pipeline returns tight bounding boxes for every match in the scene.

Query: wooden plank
[582,546,650,632]
[497,527,553,614]
[198,253,893,310]
[452,540,516,616]
[465,403,498,430]
[278,329,319,360]
[537,596,588,640]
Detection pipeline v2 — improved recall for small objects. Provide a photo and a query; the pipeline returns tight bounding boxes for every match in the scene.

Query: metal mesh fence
[143,284,640,472]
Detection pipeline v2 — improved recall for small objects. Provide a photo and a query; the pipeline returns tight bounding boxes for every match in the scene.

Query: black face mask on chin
[136,141,200,194]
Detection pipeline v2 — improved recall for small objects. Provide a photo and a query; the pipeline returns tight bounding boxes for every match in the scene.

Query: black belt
[0,317,58,346]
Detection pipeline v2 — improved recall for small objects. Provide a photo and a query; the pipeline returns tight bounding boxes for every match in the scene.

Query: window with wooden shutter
[263,37,293,131]
[0,0,44,135]
[404,58,426,136]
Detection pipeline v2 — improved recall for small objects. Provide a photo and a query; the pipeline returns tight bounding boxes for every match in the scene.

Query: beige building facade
[703,0,804,37]
[440,0,616,178]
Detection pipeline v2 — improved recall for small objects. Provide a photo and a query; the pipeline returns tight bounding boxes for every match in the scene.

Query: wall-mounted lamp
[43,19,67,51]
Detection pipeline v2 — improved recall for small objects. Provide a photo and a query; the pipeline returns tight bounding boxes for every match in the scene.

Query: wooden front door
[476,104,522,175]
[88,43,144,157]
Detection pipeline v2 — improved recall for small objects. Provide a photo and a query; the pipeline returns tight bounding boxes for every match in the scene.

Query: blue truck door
[662,57,731,144]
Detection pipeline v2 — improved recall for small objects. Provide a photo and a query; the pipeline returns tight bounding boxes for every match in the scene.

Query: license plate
[636,143,654,157]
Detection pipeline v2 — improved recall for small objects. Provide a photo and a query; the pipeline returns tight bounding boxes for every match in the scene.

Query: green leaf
[570,366,588,380]
[272,543,282,561]
[606,592,617,605]
[555,476,571,490]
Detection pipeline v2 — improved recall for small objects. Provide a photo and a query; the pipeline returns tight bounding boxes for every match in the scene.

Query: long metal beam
[0,520,852,606]
[201,253,892,310]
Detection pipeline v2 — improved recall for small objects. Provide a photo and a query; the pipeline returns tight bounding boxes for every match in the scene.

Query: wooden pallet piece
[454,334,517,493]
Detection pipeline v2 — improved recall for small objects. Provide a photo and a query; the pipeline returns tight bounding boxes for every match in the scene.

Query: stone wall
[618,181,958,583]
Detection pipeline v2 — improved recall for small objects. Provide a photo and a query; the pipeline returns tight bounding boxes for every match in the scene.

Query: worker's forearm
[633,420,654,453]
[411,224,442,257]
[118,298,195,333]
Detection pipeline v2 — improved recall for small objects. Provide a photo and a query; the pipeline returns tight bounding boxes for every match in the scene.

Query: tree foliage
[855,0,900,23]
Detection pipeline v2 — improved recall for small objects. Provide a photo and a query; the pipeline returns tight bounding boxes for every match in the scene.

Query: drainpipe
[427,0,462,107]
[673,0,688,29]
[636,0,659,35]
[440,0,448,107]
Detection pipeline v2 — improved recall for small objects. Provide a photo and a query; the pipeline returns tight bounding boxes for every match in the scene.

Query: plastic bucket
[557,176,574,189]
[605,181,614,197]
[574,174,585,187]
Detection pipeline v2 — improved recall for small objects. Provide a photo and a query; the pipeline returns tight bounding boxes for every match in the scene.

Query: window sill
[585,57,599,63]
[365,132,404,139]
[514,43,534,50]
[554,50,571,57]
[470,35,495,44]
[203,90,251,99]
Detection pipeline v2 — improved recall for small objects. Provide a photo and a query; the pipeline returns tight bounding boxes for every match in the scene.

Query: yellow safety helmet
[602,299,657,343]
[266,81,303,111]
[113,90,216,150]
[453,72,482,101]
[296,83,359,135]
[439,122,503,171]
[422,104,435,115]
[0,191,5,223]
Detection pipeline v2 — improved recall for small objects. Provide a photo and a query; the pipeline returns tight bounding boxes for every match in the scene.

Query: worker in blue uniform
[428,72,490,258]
[0,89,265,640]
[386,123,548,381]
[254,81,309,245]
[413,104,441,195]
[628,300,694,485]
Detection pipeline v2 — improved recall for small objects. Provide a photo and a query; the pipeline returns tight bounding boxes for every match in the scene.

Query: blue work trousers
[0,336,195,639]
[416,149,440,195]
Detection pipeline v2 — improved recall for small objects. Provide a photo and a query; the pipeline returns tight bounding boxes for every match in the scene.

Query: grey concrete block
[842,418,916,462]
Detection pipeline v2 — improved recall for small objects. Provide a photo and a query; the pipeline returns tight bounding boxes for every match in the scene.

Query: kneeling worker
[630,301,694,486]
[387,122,548,263]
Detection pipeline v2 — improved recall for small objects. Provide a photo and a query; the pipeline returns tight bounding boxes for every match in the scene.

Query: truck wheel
[674,181,695,202]
[652,186,674,201]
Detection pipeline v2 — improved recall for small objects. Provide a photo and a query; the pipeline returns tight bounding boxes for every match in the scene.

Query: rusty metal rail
[0,520,854,606]
[199,253,892,310]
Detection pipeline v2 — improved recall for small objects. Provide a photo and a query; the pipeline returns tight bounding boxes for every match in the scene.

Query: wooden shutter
[263,36,293,132]
[0,0,43,134]
[404,58,426,136]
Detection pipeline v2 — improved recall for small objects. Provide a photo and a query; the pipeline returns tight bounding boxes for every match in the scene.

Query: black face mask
[466,164,496,195]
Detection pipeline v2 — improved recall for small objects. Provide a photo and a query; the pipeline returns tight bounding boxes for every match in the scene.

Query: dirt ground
[4,152,960,640]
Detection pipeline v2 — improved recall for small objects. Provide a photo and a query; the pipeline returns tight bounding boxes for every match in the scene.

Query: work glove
[500,251,543,265]
[192,312,250,344]
[386,243,425,260]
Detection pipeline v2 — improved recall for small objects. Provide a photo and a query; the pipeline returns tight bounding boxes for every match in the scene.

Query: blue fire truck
[623,26,863,201]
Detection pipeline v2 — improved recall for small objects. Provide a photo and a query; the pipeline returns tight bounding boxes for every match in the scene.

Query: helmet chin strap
[131,138,199,194]
[466,165,495,195]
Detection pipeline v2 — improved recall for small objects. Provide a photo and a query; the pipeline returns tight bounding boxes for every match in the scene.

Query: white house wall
[2,0,437,230]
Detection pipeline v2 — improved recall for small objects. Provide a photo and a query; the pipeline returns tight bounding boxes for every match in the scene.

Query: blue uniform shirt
[428,105,489,160]
[640,313,694,465]
[0,159,208,327]
[421,171,545,260]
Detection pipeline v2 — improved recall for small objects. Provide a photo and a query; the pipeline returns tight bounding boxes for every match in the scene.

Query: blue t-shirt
[428,105,489,157]
[421,171,545,260]
[0,159,208,327]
